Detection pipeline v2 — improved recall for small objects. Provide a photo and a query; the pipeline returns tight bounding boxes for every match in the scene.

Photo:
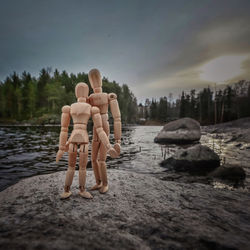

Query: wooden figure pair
[56,69,121,199]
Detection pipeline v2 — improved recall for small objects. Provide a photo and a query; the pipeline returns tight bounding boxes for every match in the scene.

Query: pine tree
[158,97,168,122]
[179,91,186,118]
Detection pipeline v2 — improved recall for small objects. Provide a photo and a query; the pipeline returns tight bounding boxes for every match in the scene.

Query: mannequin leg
[98,118,109,194]
[90,128,102,190]
[61,143,77,199]
[98,143,109,194]
[79,144,93,199]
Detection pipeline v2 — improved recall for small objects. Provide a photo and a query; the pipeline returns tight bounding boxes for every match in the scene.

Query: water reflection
[201,133,250,167]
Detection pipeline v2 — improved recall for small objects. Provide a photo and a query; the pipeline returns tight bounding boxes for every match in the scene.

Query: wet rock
[161,172,212,185]
[203,117,250,143]
[0,170,250,250]
[160,144,220,174]
[154,117,201,144]
[210,164,246,181]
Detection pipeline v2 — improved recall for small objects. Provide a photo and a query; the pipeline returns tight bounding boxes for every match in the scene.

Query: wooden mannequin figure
[88,69,122,194]
[56,82,118,199]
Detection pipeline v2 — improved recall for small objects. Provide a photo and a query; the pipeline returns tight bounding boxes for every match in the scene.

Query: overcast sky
[1,0,250,102]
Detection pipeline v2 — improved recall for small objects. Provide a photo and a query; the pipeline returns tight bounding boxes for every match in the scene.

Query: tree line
[1,69,249,126]
[0,68,138,124]
[138,80,250,125]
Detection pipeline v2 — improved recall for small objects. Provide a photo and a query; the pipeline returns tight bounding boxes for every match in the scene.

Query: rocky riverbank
[0,170,250,250]
[200,117,250,190]
[203,117,250,143]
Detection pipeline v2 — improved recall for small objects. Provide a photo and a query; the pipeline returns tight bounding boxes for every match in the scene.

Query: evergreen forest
[0,68,138,124]
[138,80,250,125]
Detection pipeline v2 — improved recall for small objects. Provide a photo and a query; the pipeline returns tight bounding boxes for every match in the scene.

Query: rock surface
[0,170,250,250]
[154,117,201,144]
[210,164,246,181]
[160,144,220,174]
[203,117,250,143]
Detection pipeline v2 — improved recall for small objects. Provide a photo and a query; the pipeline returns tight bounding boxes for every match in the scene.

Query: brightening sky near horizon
[1,0,250,102]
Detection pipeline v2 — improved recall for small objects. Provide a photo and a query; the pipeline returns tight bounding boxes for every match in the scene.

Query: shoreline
[1,116,250,129]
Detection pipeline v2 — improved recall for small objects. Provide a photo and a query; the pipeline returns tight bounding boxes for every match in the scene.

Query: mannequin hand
[56,149,64,163]
[65,143,69,152]
[107,147,119,159]
[114,143,121,156]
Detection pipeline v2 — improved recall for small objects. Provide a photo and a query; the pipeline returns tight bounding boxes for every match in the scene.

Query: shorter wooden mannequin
[56,82,118,199]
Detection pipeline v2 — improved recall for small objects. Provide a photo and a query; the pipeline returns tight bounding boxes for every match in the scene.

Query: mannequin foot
[99,185,109,194]
[90,183,102,190]
[60,191,72,199]
[79,190,93,199]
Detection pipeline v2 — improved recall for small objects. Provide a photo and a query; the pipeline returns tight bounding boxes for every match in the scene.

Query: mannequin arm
[109,93,121,143]
[56,105,71,162]
[91,106,118,158]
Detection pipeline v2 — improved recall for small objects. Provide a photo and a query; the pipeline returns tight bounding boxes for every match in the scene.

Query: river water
[0,125,249,191]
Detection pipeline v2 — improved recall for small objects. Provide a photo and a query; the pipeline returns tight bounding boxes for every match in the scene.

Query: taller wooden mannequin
[56,82,118,199]
[88,69,122,194]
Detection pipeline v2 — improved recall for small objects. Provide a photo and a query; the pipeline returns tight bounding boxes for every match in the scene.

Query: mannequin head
[75,82,89,102]
[88,68,102,93]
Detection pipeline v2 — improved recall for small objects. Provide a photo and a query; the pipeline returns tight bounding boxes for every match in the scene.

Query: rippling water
[0,125,249,191]
[0,125,160,191]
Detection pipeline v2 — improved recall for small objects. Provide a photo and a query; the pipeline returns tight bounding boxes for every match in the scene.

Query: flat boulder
[0,170,250,249]
[154,117,201,144]
[160,144,220,174]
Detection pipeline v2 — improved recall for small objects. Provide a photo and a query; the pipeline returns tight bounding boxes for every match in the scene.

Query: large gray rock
[210,164,246,181]
[161,144,220,174]
[0,170,250,250]
[154,117,201,144]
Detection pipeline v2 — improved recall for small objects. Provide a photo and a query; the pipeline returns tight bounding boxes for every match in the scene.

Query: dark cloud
[0,0,250,100]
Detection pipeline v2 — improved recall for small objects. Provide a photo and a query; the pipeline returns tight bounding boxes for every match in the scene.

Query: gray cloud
[0,0,250,101]
[135,12,250,100]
